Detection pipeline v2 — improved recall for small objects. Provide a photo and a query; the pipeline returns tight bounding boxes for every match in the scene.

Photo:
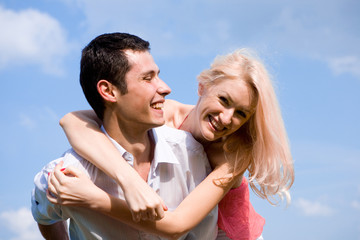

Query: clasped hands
[47,161,167,222]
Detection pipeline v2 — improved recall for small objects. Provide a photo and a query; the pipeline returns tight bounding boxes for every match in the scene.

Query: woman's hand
[47,162,167,222]
[121,176,167,222]
[47,162,103,208]
[60,110,167,222]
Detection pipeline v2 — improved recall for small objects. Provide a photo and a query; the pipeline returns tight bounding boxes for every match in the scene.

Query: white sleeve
[186,135,212,187]
[31,158,66,225]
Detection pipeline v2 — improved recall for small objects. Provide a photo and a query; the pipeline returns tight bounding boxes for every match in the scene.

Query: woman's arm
[59,110,166,221]
[48,162,240,239]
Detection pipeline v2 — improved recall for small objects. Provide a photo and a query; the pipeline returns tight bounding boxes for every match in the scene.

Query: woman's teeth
[209,116,222,131]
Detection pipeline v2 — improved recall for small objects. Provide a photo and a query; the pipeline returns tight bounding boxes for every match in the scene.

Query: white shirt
[31,125,218,240]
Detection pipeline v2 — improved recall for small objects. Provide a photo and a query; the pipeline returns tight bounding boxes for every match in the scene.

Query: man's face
[115,50,171,129]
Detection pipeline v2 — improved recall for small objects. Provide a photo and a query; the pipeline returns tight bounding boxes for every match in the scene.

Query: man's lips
[151,102,164,110]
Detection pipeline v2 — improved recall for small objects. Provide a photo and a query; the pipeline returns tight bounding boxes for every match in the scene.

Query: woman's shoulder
[164,99,194,128]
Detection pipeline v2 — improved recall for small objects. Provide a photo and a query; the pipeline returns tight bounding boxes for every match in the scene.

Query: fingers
[126,194,168,222]
[131,212,141,222]
[47,188,59,204]
[47,171,61,204]
[161,199,168,211]
[130,204,166,222]
[155,202,165,220]
[61,165,83,178]
[47,161,67,203]
[53,164,68,183]
[149,208,157,221]
[131,209,152,222]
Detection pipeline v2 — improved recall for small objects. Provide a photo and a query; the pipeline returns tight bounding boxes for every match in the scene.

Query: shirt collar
[101,126,133,164]
[100,125,179,168]
[151,126,180,166]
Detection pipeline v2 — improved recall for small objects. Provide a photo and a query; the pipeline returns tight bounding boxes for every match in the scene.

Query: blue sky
[0,0,359,239]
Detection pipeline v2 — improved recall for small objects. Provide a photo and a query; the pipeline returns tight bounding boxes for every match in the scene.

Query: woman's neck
[179,108,210,145]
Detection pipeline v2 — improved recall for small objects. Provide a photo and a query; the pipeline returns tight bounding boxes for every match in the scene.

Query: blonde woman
[48,49,294,239]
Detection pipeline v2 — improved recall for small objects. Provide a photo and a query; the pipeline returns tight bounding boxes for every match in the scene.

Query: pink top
[217,177,265,240]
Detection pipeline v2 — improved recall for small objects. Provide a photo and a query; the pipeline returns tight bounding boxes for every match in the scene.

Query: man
[31,33,217,239]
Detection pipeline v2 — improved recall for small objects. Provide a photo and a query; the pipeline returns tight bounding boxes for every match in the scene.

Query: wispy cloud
[295,198,335,217]
[0,207,42,240]
[0,5,71,75]
[19,113,37,130]
[327,56,360,78]
[351,200,360,211]
[18,106,59,130]
[68,0,360,78]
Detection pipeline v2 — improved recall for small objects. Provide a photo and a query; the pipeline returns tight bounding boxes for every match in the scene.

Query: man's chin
[149,120,165,128]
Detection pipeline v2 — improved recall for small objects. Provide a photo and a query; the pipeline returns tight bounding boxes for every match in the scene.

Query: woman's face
[195,78,255,142]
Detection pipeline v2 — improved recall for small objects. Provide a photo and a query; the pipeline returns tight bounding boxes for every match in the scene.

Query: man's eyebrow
[141,69,160,76]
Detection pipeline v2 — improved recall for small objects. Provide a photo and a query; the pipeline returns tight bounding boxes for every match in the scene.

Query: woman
[48,49,294,239]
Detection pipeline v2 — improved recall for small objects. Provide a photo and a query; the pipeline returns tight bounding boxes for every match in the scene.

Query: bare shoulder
[164,99,194,129]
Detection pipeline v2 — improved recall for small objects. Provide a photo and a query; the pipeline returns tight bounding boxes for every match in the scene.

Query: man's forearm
[38,221,69,240]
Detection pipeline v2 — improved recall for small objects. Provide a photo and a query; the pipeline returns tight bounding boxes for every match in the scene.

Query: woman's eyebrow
[225,93,252,113]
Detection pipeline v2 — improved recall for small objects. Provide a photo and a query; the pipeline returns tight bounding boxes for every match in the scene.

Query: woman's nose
[220,109,234,126]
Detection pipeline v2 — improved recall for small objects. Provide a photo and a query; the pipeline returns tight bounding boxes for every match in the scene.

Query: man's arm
[38,221,69,240]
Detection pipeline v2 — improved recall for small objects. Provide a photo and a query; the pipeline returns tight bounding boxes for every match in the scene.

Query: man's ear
[97,80,117,102]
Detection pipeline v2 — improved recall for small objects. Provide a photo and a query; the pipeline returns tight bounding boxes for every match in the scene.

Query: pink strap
[177,113,189,129]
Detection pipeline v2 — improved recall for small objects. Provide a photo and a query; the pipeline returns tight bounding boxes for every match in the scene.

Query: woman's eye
[219,96,229,105]
[236,110,246,118]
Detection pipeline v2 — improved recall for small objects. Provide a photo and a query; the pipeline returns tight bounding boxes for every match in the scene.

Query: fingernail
[60,168,66,171]
[164,205,168,211]
[48,172,50,176]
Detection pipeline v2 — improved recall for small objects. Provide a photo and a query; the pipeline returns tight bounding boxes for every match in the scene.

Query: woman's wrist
[89,187,111,211]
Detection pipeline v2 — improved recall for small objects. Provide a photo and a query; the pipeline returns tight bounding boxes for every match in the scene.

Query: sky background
[0,0,359,239]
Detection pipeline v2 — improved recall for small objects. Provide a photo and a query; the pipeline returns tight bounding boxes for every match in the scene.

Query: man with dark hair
[31,33,217,239]
[80,33,151,120]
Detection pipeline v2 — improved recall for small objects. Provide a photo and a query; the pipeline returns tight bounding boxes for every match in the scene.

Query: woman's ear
[97,80,117,102]
[198,83,205,96]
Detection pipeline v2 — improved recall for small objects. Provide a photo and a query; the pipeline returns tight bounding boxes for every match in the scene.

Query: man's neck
[103,114,154,181]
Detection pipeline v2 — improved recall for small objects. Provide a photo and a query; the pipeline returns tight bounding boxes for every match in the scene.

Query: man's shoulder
[36,148,91,180]
[59,148,86,166]
[154,125,203,152]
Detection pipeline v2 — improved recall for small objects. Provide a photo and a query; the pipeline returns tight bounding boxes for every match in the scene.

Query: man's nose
[157,78,171,97]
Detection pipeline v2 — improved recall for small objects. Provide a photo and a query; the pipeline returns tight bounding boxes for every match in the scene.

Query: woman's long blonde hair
[197,49,294,204]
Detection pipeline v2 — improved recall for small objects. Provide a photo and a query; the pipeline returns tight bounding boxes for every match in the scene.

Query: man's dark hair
[80,32,150,120]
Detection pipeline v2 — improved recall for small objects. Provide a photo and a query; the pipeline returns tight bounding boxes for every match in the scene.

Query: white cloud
[295,198,335,217]
[327,56,360,77]
[0,207,42,240]
[19,113,37,130]
[0,5,70,75]
[351,200,360,211]
[18,106,59,130]
[65,0,360,79]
